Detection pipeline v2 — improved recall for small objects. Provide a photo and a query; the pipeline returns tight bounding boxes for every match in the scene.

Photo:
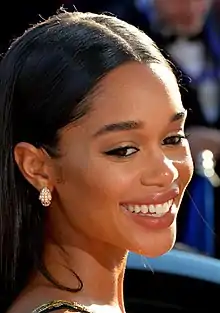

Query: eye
[162,134,188,146]
[105,146,139,158]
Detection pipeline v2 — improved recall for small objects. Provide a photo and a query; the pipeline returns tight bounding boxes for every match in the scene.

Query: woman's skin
[12,61,193,313]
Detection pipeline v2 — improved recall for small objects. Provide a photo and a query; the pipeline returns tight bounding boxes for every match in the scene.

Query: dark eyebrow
[93,110,187,137]
[170,110,187,122]
[93,120,143,137]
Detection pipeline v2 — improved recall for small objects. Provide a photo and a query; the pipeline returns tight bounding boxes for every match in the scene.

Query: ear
[14,142,54,192]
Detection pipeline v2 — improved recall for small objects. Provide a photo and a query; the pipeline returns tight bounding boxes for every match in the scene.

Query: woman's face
[51,62,193,257]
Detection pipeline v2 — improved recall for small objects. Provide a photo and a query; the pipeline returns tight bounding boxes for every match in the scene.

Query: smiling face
[48,61,193,257]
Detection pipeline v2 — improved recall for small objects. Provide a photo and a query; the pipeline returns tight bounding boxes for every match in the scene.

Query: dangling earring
[39,187,52,207]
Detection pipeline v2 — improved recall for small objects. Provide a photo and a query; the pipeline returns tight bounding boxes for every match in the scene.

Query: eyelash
[105,146,139,158]
[105,134,188,158]
[162,134,188,146]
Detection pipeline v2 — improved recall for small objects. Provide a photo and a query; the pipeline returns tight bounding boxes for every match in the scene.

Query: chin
[130,225,177,258]
[143,240,175,258]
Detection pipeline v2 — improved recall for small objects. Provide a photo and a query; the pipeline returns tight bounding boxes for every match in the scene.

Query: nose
[140,151,179,188]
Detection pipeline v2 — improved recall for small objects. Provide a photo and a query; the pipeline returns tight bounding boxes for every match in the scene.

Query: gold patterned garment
[32,300,93,313]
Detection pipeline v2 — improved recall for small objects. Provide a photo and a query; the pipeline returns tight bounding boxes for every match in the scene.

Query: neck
[36,233,128,313]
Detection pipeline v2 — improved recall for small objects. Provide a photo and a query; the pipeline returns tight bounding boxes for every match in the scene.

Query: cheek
[75,161,137,204]
[175,152,194,189]
[55,155,135,209]
[53,157,137,240]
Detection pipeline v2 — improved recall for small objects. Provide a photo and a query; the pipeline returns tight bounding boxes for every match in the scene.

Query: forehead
[86,62,183,127]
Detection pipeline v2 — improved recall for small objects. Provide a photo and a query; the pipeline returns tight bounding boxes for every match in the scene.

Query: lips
[119,186,180,229]
[120,186,180,208]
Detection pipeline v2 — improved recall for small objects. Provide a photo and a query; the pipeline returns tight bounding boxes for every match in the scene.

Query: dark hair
[0,10,169,312]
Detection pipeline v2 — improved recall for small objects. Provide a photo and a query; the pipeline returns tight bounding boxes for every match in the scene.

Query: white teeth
[141,205,148,213]
[122,200,173,216]
[128,205,134,212]
[134,205,141,213]
[149,204,155,213]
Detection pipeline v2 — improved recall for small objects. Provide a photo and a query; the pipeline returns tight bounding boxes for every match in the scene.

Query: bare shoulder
[6,287,51,313]
[6,285,91,313]
[7,298,91,313]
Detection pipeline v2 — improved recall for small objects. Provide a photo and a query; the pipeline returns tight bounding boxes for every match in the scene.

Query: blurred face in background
[155,0,213,36]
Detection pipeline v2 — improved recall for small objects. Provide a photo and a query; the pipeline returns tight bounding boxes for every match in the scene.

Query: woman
[0,10,193,313]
